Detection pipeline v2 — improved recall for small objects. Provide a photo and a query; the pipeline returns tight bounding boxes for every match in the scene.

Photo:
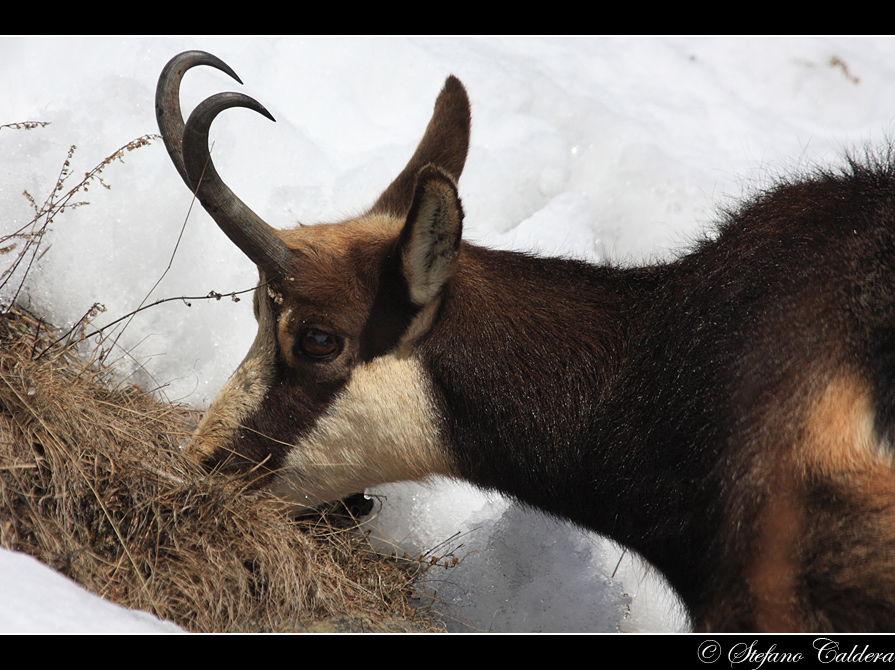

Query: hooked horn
[156,51,293,278]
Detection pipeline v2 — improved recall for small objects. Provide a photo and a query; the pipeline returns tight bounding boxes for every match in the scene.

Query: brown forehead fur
[275,214,401,313]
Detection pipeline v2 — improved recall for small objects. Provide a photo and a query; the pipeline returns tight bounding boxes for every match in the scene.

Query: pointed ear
[372,76,471,217]
[399,165,464,307]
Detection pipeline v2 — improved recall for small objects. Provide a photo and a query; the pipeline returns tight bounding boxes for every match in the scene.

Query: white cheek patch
[271,350,454,507]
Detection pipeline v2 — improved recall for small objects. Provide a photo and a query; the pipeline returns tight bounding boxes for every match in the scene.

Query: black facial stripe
[358,250,420,362]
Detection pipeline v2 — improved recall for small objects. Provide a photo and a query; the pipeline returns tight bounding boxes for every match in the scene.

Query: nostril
[194,446,234,475]
[189,442,278,490]
[179,432,228,475]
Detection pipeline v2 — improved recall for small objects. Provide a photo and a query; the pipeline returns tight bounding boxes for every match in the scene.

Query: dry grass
[0,306,437,632]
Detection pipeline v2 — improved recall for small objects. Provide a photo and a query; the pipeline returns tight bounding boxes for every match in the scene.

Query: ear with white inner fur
[399,165,464,307]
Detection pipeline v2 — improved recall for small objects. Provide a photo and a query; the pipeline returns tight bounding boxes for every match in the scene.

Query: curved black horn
[181,92,293,277]
[156,51,241,189]
[156,51,293,279]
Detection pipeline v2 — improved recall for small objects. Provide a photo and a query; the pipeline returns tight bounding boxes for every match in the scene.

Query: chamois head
[157,51,469,506]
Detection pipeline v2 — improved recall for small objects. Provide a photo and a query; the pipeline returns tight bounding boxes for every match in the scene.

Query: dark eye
[297,328,341,360]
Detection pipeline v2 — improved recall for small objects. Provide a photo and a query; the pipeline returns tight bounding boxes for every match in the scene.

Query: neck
[418,243,724,610]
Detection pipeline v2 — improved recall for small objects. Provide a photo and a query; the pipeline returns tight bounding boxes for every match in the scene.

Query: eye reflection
[298,328,341,360]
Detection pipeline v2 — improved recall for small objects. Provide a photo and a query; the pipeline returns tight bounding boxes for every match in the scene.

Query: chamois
[157,51,895,632]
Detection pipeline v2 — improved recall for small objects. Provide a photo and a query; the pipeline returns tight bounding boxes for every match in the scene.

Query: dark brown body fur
[417,159,895,631]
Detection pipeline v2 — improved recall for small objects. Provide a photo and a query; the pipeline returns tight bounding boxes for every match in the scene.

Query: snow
[0,549,182,634]
[2,36,894,633]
